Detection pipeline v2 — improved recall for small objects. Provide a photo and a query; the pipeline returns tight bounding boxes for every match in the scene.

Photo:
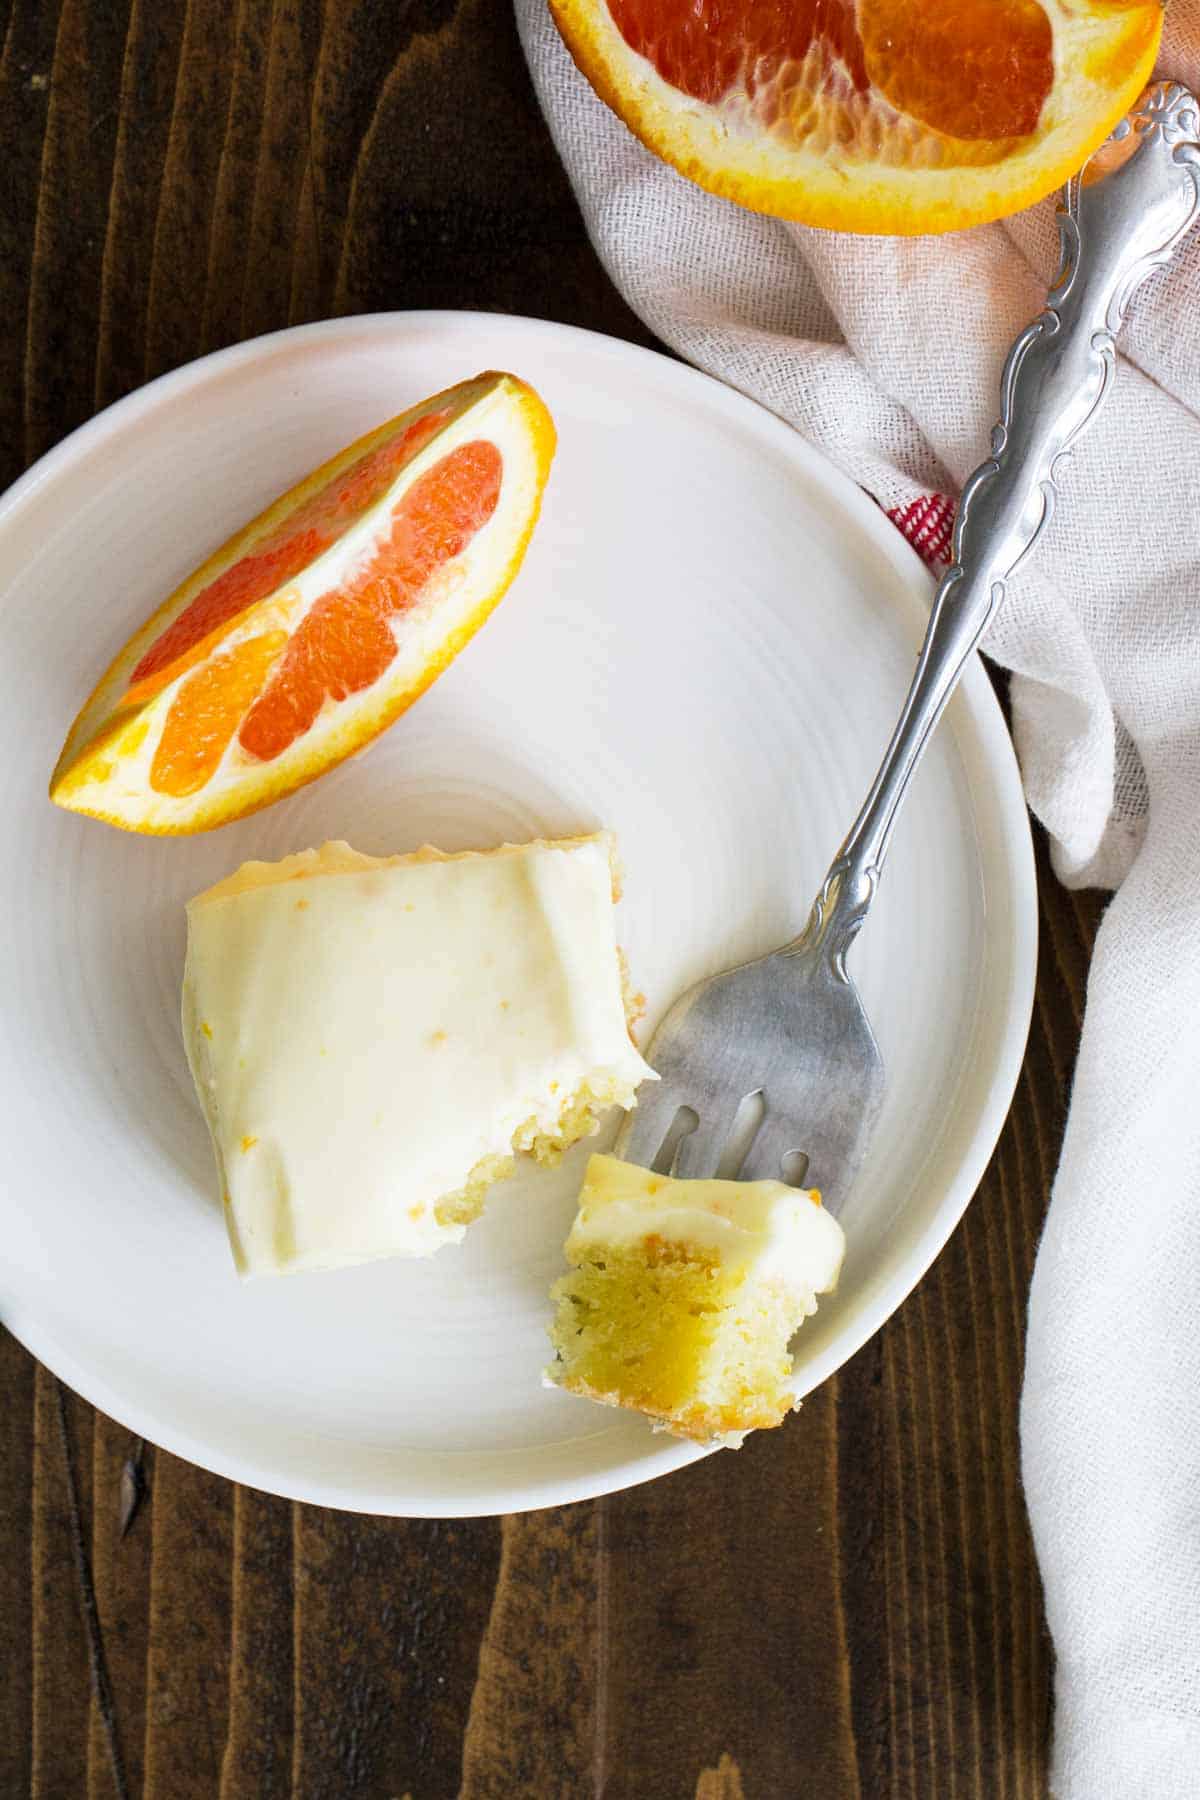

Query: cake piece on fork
[546,1154,845,1444]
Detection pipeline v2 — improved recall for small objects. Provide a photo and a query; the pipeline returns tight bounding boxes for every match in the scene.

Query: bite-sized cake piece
[182,835,655,1277]
[546,1154,845,1444]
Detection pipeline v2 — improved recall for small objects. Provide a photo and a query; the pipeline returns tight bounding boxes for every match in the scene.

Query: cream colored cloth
[516,4,1200,1792]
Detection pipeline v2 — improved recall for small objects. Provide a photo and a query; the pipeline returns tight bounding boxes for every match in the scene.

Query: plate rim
[1,309,1037,1516]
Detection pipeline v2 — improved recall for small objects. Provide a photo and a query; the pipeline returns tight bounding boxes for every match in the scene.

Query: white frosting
[567,1154,845,1300]
[182,836,655,1276]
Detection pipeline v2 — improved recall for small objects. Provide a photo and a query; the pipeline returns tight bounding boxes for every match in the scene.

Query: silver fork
[618,81,1200,1208]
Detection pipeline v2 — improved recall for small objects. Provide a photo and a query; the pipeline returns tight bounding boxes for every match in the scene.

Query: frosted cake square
[182,835,654,1276]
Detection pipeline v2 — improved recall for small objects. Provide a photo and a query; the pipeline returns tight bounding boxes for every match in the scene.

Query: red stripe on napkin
[887,493,954,568]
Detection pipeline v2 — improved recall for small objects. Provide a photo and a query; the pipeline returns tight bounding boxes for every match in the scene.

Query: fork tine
[739,1111,874,1209]
[616,1082,683,1170]
[671,1103,742,1180]
[798,1119,876,1209]
[734,1115,796,1187]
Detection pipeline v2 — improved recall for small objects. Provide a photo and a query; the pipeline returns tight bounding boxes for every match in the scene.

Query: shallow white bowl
[0,312,1036,1516]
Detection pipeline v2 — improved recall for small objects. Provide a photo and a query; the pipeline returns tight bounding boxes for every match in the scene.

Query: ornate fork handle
[796,82,1200,977]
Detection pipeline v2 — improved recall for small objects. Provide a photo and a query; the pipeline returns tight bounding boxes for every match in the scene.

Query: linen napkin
[516,3,1200,1792]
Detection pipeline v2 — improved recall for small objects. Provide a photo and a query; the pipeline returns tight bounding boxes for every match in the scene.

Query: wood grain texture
[0,1326,35,1799]
[88,1421,152,1800]
[31,1372,96,1799]
[0,0,1106,1793]
[291,1510,499,1798]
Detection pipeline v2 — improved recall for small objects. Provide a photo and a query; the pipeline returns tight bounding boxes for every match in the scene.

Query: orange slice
[50,372,556,833]
[550,0,1163,233]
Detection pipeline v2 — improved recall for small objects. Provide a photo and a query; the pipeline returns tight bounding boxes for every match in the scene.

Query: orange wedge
[51,372,556,833]
[550,0,1163,234]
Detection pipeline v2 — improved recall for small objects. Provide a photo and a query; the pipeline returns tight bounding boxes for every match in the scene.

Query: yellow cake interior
[547,1155,846,1444]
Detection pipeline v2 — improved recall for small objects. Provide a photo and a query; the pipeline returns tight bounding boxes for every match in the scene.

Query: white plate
[0,313,1036,1516]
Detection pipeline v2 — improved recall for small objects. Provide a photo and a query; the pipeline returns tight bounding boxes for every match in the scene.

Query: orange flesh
[131,408,453,685]
[148,439,503,792]
[150,632,288,798]
[605,0,1055,142]
[859,0,1052,139]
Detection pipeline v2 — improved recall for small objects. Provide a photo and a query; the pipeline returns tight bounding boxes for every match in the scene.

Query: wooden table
[0,3,1103,1794]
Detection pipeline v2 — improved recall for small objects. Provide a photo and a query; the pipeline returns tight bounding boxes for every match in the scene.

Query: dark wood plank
[141,1453,234,1799]
[0,0,1107,1792]
[292,1508,500,1799]
[460,1508,600,1798]
[0,1328,36,1797]
[156,0,310,365]
[31,1371,96,1799]
[218,1488,294,1800]
[87,1420,152,1799]
[92,0,195,410]
[19,0,129,469]
[589,1392,862,1800]
[0,4,57,473]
